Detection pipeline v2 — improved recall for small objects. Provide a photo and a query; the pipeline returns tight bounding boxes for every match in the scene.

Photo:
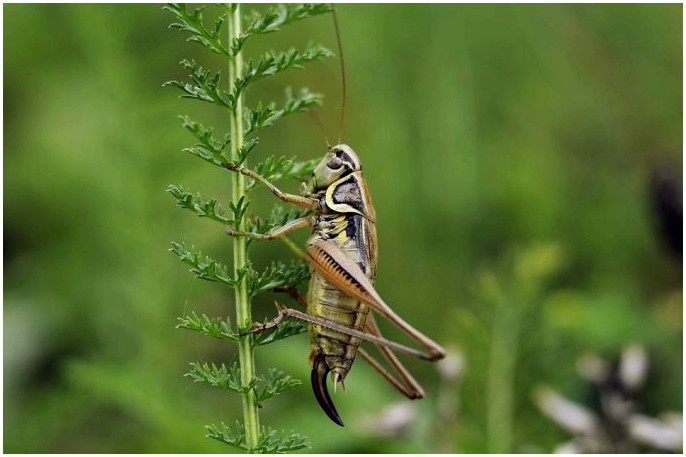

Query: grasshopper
[225,8,445,427]
[226,146,446,426]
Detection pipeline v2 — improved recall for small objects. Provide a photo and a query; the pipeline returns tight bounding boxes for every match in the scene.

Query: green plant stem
[227,5,260,452]
[487,297,518,453]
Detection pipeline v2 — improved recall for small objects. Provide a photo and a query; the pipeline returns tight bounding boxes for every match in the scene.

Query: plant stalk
[227,4,260,452]
[486,297,518,453]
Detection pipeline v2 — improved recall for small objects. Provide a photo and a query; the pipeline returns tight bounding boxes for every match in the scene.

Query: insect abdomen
[308,210,375,352]
[308,273,369,369]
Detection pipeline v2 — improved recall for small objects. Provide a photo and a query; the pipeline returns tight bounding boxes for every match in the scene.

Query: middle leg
[226,215,316,241]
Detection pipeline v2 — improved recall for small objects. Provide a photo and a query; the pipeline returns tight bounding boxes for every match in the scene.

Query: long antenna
[331,4,346,145]
[308,109,332,149]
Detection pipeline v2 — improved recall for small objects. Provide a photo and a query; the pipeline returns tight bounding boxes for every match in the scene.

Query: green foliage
[164,45,331,113]
[255,427,310,453]
[165,2,332,452]
[179,116,231,168]
[232,46,333,102]
[253,318,309,346]
[167,185,232,224]
[251,155,318,188]
[177,312,239,341]
[206,421,249,451]
[207,421,310,453]
[170,242,237,286]
[185,362,304,410]
[165,4,230,55]
[165,3,332,59]
[164,59,233,108]
[187,362,250,392]
[255,368,302,402]
[232,4,332,55]
[186,363,302,402]
[245,88,322,136]
[171,241,310,298]
[246,260,310,297]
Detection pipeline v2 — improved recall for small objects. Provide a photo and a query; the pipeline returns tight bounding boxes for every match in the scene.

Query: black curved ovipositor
[311,354,344,426]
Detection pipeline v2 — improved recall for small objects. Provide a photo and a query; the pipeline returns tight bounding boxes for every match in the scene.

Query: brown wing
[306,238,446,361]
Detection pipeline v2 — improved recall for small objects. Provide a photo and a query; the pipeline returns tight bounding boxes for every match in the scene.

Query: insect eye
[327,156,343,170]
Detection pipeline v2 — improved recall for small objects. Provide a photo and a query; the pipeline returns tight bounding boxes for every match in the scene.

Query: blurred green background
[4,3,682,453]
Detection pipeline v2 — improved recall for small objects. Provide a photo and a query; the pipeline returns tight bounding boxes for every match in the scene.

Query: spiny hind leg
[265,306,435,361]
[250,297,436,362]
[255,296,425,425]
[358,314,425,399]
[258,293,431,393]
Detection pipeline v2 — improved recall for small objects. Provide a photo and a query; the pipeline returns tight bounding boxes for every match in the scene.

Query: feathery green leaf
[231,4,332,55]
[256,368,302,402]
[245,87,323,136]
[249,156,318,191]
[164,4,230,55]
[246,260,311,297]
[207,421,248,451]
[253,318,308,346]
[231,46,333,102]
[167,184,232,224]
[170,242,238,286]
[186,361,256,393]
[236,138,259,165]
[164,59,232,108]
[228,196,250,226]
[256,427,311,453]
[176,312,239,341]
[179,116,230,168]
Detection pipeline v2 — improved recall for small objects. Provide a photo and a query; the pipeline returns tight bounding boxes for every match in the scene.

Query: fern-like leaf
[164,59,232,108]
[186,361,257,393]
[231,46,333,102]
[179,116,230,168]
[253,319,308,346]
[231,4,332,55]
[176,312,239,341]
[257,427,310,453]
[256,368,302,402]
[237,138,259,165]
[170,242,240,286]
[167,184,232,224]
[164,4,230,55]
[246,260,310,297]
[245,87,323,136]
[249,156,319,191]
[206,421,248,451]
